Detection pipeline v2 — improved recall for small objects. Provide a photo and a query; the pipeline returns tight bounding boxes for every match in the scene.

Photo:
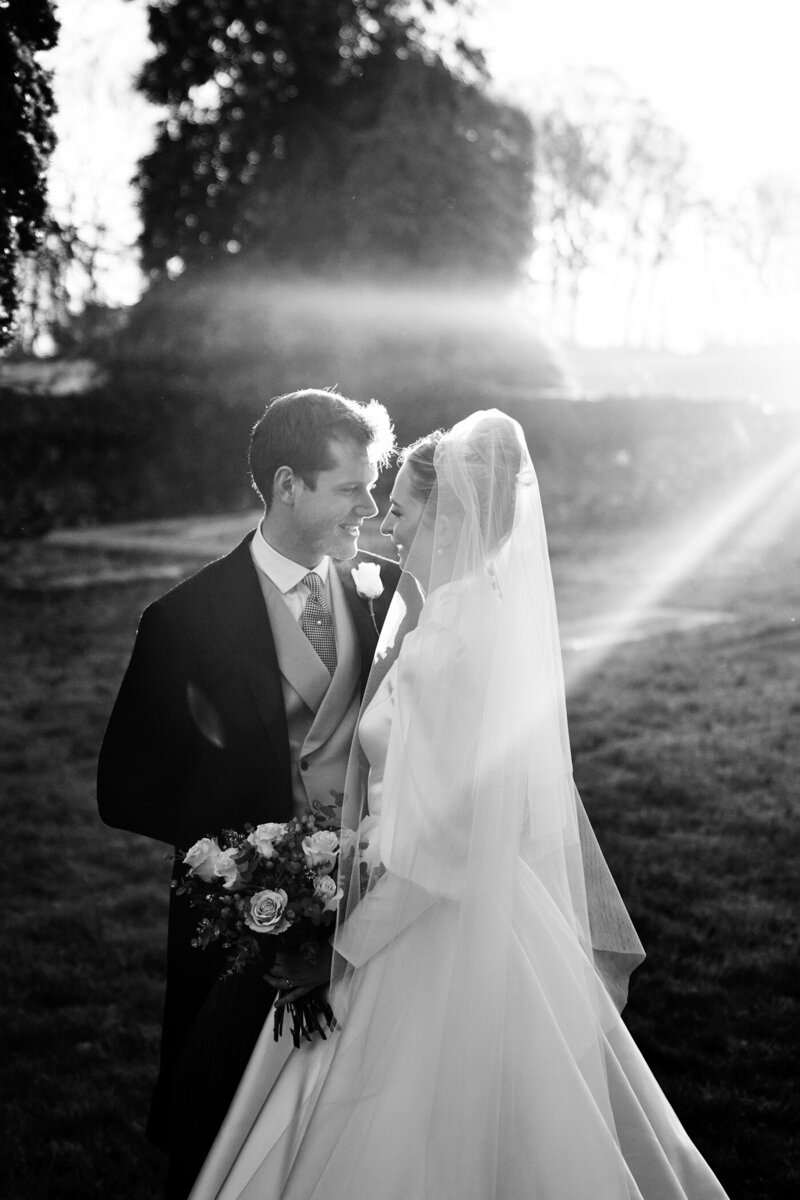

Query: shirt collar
[252,522,330,593]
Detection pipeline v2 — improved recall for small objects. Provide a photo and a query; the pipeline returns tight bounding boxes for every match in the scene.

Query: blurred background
[3,0,800,535]
[2,3,798,1198]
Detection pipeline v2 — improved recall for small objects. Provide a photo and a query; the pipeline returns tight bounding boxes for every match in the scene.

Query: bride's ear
[436,514,456,551]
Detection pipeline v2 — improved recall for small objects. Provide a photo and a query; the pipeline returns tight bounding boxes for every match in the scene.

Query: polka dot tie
[300,572,337,676]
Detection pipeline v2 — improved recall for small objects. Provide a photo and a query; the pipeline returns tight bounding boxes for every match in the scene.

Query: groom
[97,388,399,1199]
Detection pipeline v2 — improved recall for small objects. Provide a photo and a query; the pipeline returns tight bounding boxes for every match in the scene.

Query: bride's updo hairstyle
[433,411,524,561]
[397,429,444,503]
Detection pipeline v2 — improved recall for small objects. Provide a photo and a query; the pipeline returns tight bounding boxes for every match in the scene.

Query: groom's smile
[288,438,379,565]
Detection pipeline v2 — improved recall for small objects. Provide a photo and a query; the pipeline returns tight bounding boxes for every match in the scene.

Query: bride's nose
[380,511,393,537]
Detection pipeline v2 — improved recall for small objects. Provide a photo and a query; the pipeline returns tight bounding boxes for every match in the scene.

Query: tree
[728,176,800,289]
[531,105,612,338]
[528,71,698,344]
[13,208,115,354]
[329,51,533,280]
[0,0,59,348]
[611,99,694,343]
[134,0,532,283]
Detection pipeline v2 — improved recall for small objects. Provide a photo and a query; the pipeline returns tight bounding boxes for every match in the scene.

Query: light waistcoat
[251,558,361,818]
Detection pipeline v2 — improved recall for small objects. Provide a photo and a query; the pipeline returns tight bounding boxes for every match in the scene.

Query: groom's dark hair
[249,388,395,511]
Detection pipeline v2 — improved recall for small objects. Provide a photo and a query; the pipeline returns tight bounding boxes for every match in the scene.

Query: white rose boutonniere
[351,561,384,633]
[351,561,383,599]
[182,836,222,882]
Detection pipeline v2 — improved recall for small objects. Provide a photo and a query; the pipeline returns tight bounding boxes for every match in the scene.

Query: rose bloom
[183,836,221,882]
[305,830,339,855]
[247,822,287,859]
[213,846,243,890]
[313,874,338,901]
[302,830,339,875]
[313,874,343,912]
[351,561,383,599]
[245,888,291,935]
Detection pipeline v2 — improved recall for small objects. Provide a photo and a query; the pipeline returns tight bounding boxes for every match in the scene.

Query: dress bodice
[356,664,396,817]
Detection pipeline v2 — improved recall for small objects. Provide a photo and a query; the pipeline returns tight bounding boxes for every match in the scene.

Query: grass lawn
[1,495,798,1199]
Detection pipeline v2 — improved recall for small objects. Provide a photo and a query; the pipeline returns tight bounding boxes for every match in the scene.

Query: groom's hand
[264,943,333,1006]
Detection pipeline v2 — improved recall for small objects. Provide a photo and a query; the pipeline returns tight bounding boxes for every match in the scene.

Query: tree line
[4,0,799,352]
[0,0,58,349]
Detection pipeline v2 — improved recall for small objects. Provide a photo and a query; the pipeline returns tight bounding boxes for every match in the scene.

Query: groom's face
[290,438,379,563]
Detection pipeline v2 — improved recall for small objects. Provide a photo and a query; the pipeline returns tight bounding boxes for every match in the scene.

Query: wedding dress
[189,412,729,1200]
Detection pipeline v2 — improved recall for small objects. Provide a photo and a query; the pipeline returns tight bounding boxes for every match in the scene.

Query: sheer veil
[189,409,733,1200]
[287,411,645,1193]
[334,408,643,998]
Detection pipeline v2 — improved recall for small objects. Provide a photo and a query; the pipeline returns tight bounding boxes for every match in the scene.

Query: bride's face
[380,461,433,570]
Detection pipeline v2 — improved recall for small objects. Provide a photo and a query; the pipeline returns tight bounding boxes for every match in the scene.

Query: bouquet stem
[273,989,334,1048]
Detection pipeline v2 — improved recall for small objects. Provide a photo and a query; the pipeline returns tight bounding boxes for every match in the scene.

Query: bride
[189,410,729,1200]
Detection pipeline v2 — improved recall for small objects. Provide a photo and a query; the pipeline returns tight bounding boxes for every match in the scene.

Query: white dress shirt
[250,523,332,620]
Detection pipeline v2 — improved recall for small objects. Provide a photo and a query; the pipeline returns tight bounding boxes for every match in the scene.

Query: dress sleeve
[335,583,497,968]
[333,869,437,968]
[377,582,495,898]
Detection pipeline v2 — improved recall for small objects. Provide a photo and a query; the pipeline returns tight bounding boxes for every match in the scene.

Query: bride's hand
[264,943,333,1006]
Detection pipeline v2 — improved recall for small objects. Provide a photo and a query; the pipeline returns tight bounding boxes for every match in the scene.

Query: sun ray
[563,433,800,690]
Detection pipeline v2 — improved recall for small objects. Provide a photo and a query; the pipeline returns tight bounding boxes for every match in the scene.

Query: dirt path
[0,510,747,662]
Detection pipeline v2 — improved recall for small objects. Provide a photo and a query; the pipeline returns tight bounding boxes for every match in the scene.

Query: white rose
[247,822,287,859]
[245,888,291,935]
[306,829,339,854]
[351,562,384,600]
[313,874,344,912]
[302,830,339,875]
[312,874,338,901]
[213,846,243,890]
[183,837,221,882]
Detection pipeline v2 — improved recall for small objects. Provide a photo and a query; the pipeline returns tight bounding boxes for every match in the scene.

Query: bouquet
[174,811,343,1046]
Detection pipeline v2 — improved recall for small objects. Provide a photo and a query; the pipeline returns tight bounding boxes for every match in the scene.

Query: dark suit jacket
[97,533,399,1190]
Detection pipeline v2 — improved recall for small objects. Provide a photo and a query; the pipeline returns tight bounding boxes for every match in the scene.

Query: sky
[44,0,800,347]
[477,0,800,195]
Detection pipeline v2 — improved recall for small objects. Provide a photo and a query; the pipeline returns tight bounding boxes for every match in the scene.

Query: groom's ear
[272,465,297,507]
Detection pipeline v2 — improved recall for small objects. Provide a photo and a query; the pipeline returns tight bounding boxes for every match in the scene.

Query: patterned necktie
[300,572,337,676]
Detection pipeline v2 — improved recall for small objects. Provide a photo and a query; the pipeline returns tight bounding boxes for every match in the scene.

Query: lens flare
[562,433,800,690]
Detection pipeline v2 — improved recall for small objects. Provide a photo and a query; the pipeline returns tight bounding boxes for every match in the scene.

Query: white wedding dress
[189,656,729,1200]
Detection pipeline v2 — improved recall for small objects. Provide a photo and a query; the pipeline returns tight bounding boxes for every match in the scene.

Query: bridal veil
[190,410,731,1200]
[329,410,646,1192]
[337,408,644,985]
